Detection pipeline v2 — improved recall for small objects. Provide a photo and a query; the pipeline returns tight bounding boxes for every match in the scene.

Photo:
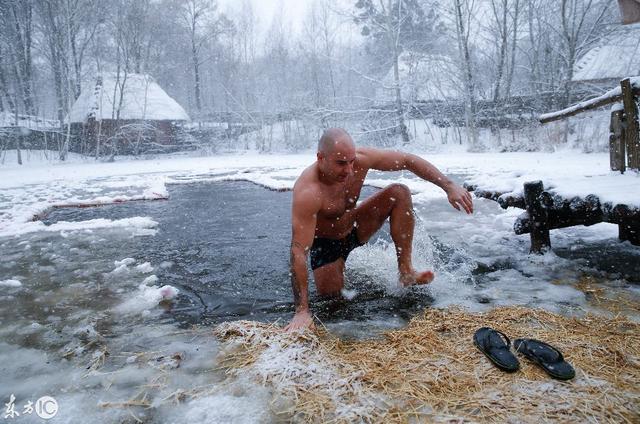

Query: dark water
[39,178,640,337]
[554,243,640,282]
[43,182,434,330]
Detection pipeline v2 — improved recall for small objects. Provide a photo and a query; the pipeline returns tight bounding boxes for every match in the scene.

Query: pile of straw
[214,306,640,423]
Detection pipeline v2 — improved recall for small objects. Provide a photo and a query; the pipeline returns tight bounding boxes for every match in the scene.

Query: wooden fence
[540,77,640,172]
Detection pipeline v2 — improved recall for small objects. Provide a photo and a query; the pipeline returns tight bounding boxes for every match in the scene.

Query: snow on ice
[1,151,638,241]
[0,279,22,287]
[115,283,180,315]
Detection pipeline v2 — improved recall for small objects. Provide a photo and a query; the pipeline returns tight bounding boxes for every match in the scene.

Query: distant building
[618,0,640,24]
[375,52,460,103]
[68,73,190,154]
[572,25,640,93]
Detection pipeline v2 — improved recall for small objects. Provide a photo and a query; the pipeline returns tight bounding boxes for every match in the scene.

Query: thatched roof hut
[68,73,190,155]
[572,27,640,89]
[69,73,189,123]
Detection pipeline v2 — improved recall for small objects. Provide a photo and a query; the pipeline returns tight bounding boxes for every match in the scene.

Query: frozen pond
[31,181,445,330]
[1,175,639,423]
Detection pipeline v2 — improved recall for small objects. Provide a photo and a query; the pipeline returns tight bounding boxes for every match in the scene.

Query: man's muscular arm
[284,186,320,332]
[358,147,473,214]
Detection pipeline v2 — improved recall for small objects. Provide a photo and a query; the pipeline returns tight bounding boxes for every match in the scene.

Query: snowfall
[1,144,639,423]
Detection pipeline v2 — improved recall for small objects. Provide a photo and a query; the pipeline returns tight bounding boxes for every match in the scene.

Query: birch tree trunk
[453,0,479,148]
[182,0,212,115]
[0,46,16,114]
[39,0,69,126]
[10,1,35,115]
[319,0,337,107]
[491,0,508,102]
[191,33,202,113]
[504,0,520,99]
[385,0,410,145]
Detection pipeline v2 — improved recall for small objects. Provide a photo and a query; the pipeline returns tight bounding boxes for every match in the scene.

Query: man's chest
[318,174,366,219]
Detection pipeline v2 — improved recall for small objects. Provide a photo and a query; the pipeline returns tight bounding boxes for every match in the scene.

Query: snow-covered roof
[572,28,640,82]
[377,53,461,102]
[68,73,190,123]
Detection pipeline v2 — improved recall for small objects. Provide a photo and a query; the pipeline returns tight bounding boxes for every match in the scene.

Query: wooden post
[621,78,640,170]
[613,204,640,246]
[619,222,640,245]
[609,109,626,172]
[524,181,550,253]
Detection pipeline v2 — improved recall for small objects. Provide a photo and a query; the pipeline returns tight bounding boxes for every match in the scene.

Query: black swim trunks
[310,228,363,270]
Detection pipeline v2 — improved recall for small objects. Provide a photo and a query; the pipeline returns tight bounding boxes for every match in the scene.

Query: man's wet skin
[286,128,473,331]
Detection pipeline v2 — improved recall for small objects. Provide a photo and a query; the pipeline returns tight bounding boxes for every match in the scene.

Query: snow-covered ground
[1,149,639,423]
[1,148,638,234]
[0,112,60,131]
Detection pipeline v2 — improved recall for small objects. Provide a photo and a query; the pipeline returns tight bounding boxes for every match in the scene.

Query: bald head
[316,128,356,182]
[318,128,354,155]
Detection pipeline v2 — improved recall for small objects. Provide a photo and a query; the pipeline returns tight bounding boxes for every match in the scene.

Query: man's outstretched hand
[446,184,474,214]
[284,309,315,332]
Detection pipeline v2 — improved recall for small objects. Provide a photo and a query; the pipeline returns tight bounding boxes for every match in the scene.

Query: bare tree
[236,0,258,111]
[64,0,105,98]
[262,6,293,113]
[301,2,324,108]
[37,0,103,126]
[504,0,520,99]
[489,0,509,102]
[354,0,422,145]
[523,0,542,95]
[451,0,479,148]
[520,0,566,99]
[0,44,17,114]
[0,0,36,116]
[180,0,229,115]
[482,0,520,101]
[557,0,614,106]
[318,0,339,107]
[38,0,66,123]
[113,0,152,75]
[111,1,131,121]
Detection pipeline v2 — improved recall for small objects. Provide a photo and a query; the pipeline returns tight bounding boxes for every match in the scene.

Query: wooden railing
[539,77,640,172]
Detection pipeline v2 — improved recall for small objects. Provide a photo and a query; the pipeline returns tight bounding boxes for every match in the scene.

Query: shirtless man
[285,128,473,331]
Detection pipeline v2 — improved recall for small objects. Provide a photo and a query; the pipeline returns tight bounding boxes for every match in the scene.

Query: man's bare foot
[399,269,435,287]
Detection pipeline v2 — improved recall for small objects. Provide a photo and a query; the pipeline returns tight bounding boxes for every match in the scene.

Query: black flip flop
[473,327,520,372]
[514,338,575,380]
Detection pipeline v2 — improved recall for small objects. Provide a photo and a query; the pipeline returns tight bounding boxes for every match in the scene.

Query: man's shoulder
[293,179,321,197]
[295,164,318,188]
[355,146,384,167]
[293,167,322,204]
[292,187,322,217]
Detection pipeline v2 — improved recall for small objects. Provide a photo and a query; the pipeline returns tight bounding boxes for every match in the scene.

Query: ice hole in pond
[31,179,640,337]
[32,181,466,335]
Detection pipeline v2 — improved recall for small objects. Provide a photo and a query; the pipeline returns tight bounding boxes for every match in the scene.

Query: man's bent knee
[313,261,345,296]
[386,183,412,203]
